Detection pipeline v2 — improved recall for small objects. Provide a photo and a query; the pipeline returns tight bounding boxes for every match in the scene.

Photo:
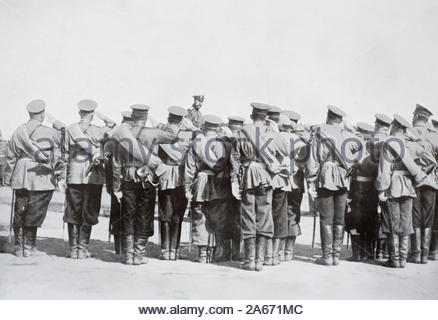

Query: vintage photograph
[0,0,437,304]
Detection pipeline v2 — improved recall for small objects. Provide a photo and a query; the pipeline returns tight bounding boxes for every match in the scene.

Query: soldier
[429,118,438,261]
[104,110,133,255]
[409,105,438,264]
[185,95,205,128]
[114,104,179,265]
[184,114,231,263]
[64,99,115,259]
[156,106,190,260]
[376,114,427,268]
[281,110,308,261]
[346,122,377,262]
[264,106,290,266]
[371,113,392,261]
[0,129,8,186]
[230,103,278,272]
[305,105,360,266]
[215,116,245,262]
[7,100,65,257]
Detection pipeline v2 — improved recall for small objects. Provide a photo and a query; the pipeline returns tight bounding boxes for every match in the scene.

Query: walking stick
[9,190,15,244]
[310,195,317,249]
[346,232,350,251]
[188,200,193,254]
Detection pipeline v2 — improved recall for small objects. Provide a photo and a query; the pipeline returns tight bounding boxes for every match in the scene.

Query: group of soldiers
[4,95,438,272]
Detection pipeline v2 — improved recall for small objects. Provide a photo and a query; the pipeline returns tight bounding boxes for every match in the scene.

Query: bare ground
[0,187,437,299]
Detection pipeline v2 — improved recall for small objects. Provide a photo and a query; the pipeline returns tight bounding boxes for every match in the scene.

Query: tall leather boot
[429,231,438,261]
[284,236,296,261]
[133,236,149,265]
[256,236,267,272]
[409,227,421,263]
[13,227,23,257]
[198,246,207,264]
[272,238,281,266]
[332,225,344,266]
[159,222,171,260]
[23,227,44,257]
[348,234,362,262]
[376,238,387,262]
[121,234,134,265]
[399,235,409,268]
[67,224,80,259]
[170,222,181,260]
[366,235,375,260]
[421,228,432,264]
[317,223,333,266]
[240,237,256,271]
[385,234,400,268]
[264,238,273,266]
[278,239,286,262]
[113,234,121,256]
[214,240,232,262]
[78,225,92,259]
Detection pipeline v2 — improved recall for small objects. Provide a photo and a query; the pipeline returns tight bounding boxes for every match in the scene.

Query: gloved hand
[185,189,193,202]
[308,182,318,200]
[58,180,67,194]
[231,181,241,200]
[113,191,123,203]
[378,191,388,203]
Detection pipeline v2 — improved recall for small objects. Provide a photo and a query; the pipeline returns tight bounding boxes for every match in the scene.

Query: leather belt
[353,176,374,182]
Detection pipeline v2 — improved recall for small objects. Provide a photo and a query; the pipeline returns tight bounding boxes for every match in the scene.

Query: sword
[9,190,15,244]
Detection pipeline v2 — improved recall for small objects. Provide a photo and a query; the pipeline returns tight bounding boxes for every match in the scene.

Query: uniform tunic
[186,108,204,128]
[64,120,112,226]
[306,123,360,227]
[376,132,426,235]
[230,123,275,239]
[185,131,231,245]
[7,119,63,227]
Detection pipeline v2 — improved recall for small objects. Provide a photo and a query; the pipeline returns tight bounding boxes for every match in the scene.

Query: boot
[399,235,409,268]
[409,228,421,263]
[429,231,438,261]
[272,238,281,265]
[317,223,333,266]
[264,238,273,266]
[159,222,170,260]
[376,238,387,262]
[133,236,148,265]
[206,246,216,263]
[385,234,400,268]
[169,222,181,260]
[366,235,375,260]
[13,227,23,257]
[256,236,267,271]
[113,234,121,255]
[284,237,296,261]
[214,240,232,262]
[421,228,432,264]
[23,227,44,257]
[360,234,368,261]
[278,239,286,262]
[198,246,207,264]
[78,225,92,259]
[121,234,134,265]
[240,237,256,271]
[348,234,362,262]
[67,224,80,259]
[332,225,344,266]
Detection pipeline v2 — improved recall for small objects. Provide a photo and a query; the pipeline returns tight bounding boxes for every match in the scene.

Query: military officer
[376,114,427,268]
[370,113,392,261]
[7,100,65,257]
[156,106,190,260]
[113,104,179,265]
[185,95,205,128]
[104,110,133,255]
[184,114,231,263]
[281,110,308,261]
[230,103,278,272]
[305,105,360,266]
[0,129,9,186]
[64,99,115,259]
[429,118,438,261]
[264,106,290,266]
[409,105,438,264]
[346,122,377,262]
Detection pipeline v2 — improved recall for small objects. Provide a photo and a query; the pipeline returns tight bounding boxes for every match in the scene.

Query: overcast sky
[1,0,437,137]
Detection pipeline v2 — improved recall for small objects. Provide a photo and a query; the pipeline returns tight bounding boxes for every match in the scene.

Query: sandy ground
[0,186,437,300]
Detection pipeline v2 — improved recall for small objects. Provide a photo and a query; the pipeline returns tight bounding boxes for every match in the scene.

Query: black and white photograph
[0,0,437,318]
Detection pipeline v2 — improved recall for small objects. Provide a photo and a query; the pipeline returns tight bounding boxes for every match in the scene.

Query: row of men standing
[5,97,438,272]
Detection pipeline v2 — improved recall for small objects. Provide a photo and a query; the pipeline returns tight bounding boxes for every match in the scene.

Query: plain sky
[1,0,437,137]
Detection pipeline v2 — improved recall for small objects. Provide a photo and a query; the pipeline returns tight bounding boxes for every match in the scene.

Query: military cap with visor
[27,99,46,114]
